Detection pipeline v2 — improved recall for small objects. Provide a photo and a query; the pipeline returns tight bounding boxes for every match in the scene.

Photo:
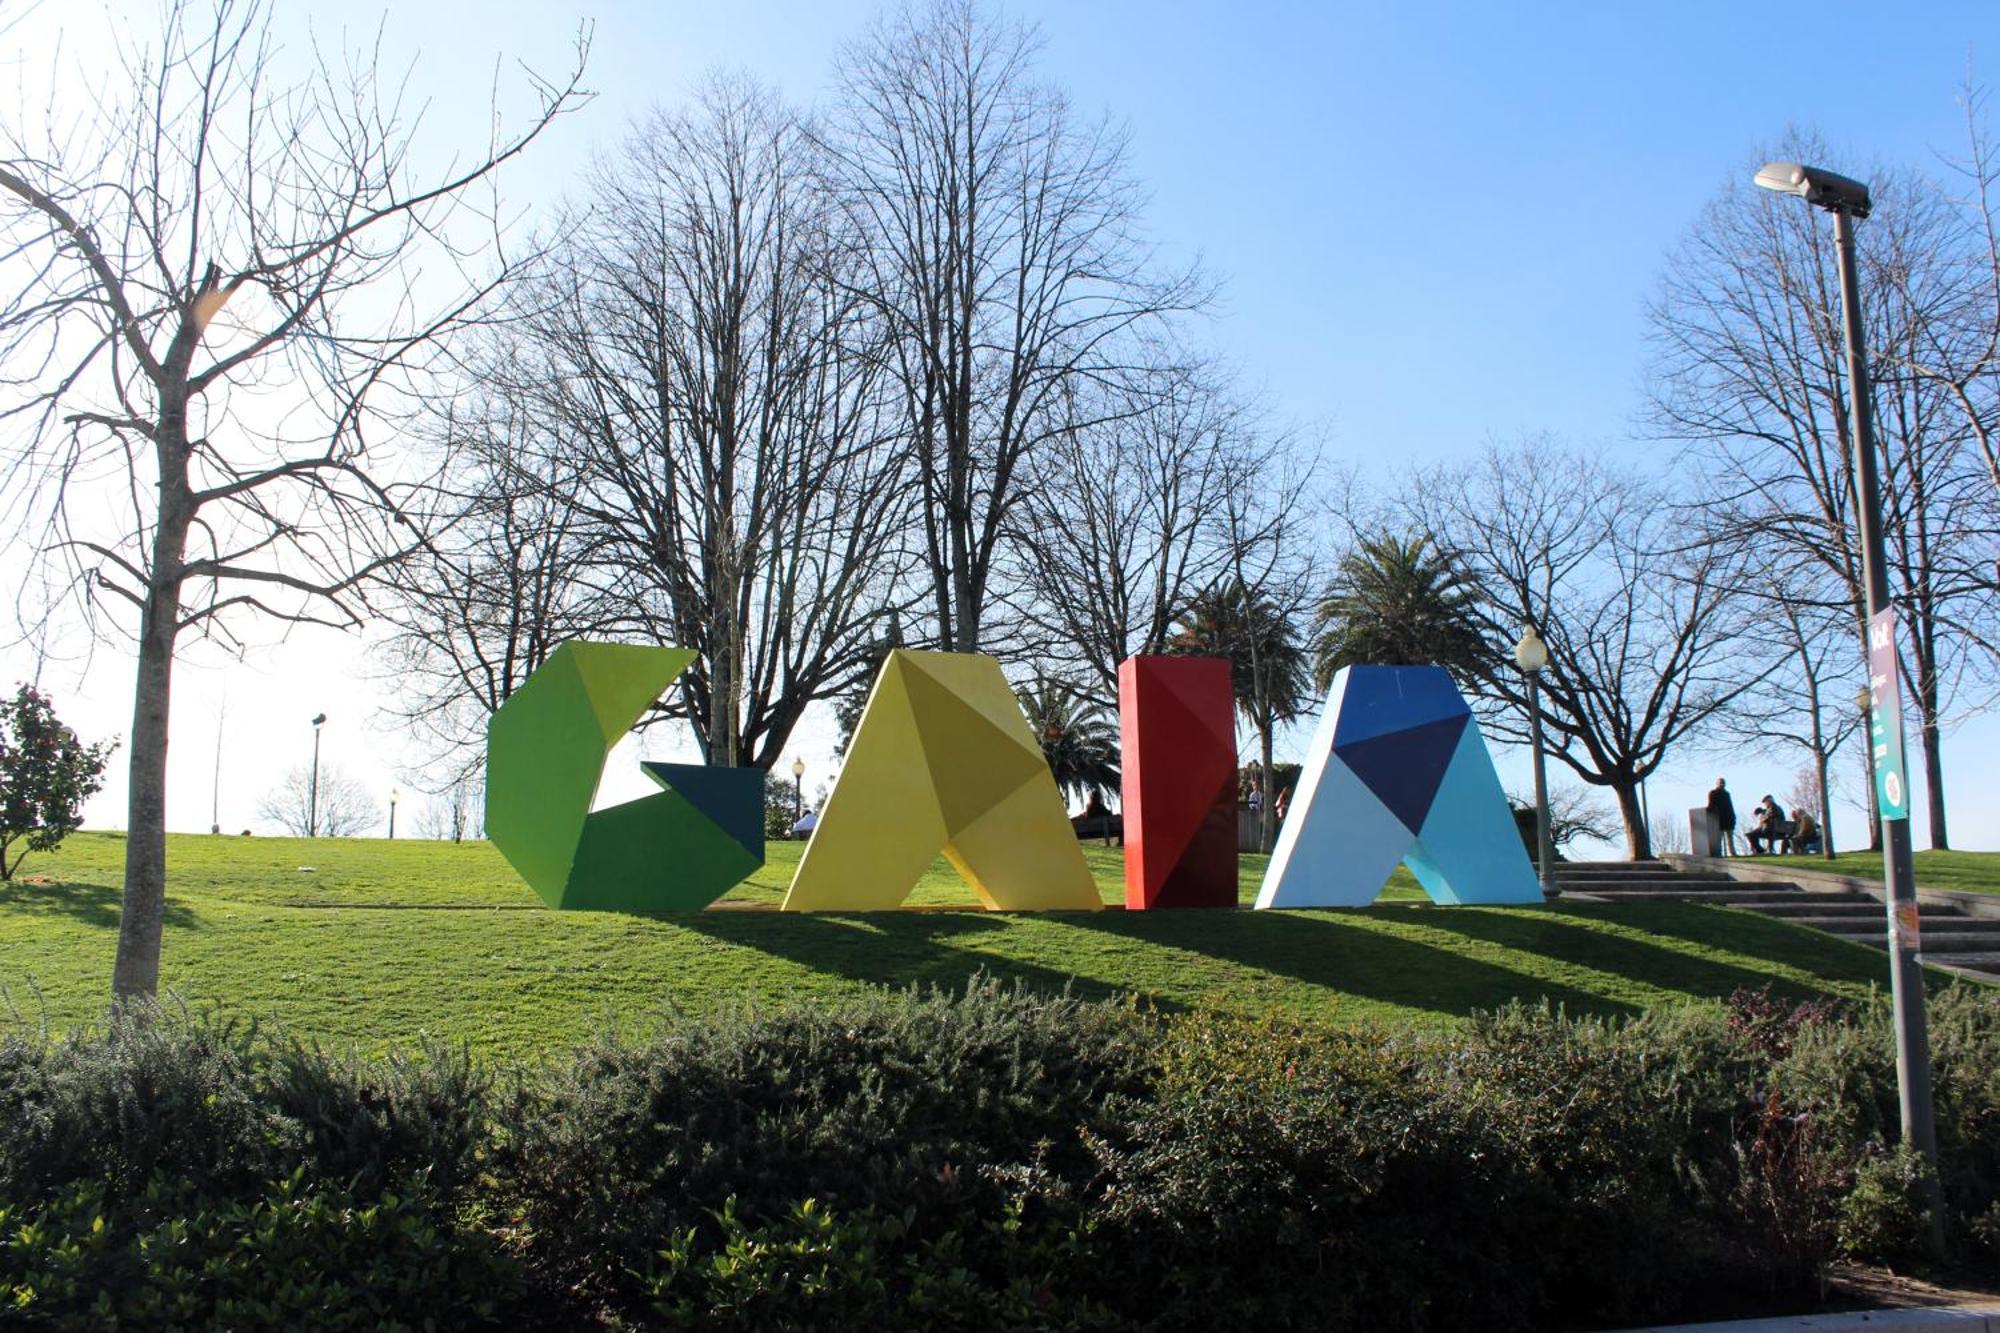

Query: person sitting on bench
[1072,791,1123,846]
[1786,809,1821,855]
[1746,795,1787,855]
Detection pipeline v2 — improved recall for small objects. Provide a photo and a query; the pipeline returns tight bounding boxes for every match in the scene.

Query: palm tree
[1311,531,1489,689]
[1016,677,1121,803]
[1168,580,1310,851]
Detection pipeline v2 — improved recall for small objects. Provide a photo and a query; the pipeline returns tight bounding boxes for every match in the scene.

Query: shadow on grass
[1408,904,1870,1003]
[1547,901,1896,989]
[1046,906,1639,1020]
[675,910,1159,1007]
[2,879,203,931]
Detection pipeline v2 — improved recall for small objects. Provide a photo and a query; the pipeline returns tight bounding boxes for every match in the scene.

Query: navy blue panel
[1334,712,1468,834]
[1331,665,1471,750]
[639,761,766,858]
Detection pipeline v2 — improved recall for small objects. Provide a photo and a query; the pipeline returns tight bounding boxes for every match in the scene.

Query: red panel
[1119,655,1238,909]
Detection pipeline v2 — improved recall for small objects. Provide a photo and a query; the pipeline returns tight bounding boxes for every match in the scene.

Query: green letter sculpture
[486,642,764,911]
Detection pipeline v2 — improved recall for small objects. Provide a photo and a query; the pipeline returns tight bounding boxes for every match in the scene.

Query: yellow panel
[944,769,1100,910]
[781,659,950,911]
[898,657,1046,836]
[897,651,1043,757]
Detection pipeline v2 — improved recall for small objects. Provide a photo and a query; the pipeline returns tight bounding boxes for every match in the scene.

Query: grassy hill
[0,831,1955,1057]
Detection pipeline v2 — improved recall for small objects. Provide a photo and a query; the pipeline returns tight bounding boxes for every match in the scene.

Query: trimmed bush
[0,979,1995,1329]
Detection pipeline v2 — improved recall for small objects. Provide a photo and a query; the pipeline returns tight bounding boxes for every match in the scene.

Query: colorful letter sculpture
[1119,655,1238,909]
[1256,665,1540,908]
[782,650,1100,912]
[486,642,764,912]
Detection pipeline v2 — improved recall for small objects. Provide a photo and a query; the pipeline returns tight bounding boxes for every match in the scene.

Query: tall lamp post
[307,713,327,837]
[1513,627,1554,895]
[389,788,400,840]
[791,757,806,832]
[1758,162,1939,1241]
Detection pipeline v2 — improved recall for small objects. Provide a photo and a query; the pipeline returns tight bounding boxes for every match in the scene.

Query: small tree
[0,685,114,879]
[257,764,377,838]
[1311,529,1488,689]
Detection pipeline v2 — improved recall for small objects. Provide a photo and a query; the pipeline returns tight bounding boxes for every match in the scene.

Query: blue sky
[7,0,1996,850]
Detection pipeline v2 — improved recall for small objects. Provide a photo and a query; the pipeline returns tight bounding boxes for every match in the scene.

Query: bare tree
[522,78,914,768]
[414,775,480,843]
[1411,439,1759,859]
[257,764,376,838]
[0,1,585,1000]
[1709,598,1860,859]
[1010,361,1255,706]
[1647,137,1999,849]
[820,0,1205,652]
[377,350,623,775]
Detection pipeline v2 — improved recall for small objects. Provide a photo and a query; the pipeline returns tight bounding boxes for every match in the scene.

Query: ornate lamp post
[791,757,806,831]
[1513,628,1554,895]
[389,788,400,840]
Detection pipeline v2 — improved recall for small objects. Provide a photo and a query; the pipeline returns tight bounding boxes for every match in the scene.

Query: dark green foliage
[500,977,1158,1305]
[1,980,1997,1328]
[0,685,114,881]
[0,1170,523,1330]
[1310,530,1488,689]
[1015,677,1120,801]
[765,773,804,839]
[1168,581,1311,730]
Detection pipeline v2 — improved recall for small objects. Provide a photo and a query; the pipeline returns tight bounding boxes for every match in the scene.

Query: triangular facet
[640,761,765,859]
[568,643,695,745]
[1335,711,1468,834]
[895,651,1042,756]
[1330,666,1470,750]
[897,657,1045,834]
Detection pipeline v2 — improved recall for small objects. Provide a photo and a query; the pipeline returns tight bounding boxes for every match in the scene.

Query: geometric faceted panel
[1118,655,1238,909]
[781,650,1100,912]
[485,641,765,912]
[1255,665,1540,909]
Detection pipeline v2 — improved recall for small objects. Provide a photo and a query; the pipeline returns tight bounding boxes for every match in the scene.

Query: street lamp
[1513,627,1554,896]
[308,713,327,838]
[1760,161,1939,1243]
[791,757,806,832]
[389,788,400,840]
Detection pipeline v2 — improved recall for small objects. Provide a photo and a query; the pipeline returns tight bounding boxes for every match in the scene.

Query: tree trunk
[1862,741,1882,851]
[111,563,185,1005]
[1614,781,1651,860]
[1258,721,1277,854]
[1916,671,1948,850]
[1815,747,1836,860]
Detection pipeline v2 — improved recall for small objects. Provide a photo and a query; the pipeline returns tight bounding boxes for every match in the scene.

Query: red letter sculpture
[1119,655,1238,909]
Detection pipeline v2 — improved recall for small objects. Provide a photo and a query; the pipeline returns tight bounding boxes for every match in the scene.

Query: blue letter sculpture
[1255,665,1540,908]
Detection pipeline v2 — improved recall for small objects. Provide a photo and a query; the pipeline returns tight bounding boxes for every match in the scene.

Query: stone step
[1552,866,1732,881]
[1565,888,1812,905]
[1923,954,2000,977]
[1740,899,1884,917]
[1847,933,2000,955]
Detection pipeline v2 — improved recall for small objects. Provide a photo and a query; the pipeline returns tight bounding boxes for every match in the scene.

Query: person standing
[1706,778,1738,856]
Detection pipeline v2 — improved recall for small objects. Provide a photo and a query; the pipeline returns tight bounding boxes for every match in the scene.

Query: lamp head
[311,712,327,727]
[791,758,806,778]
[1753,161,1872,218]
[1856,685,1873,712]
[1513,627,1549,674]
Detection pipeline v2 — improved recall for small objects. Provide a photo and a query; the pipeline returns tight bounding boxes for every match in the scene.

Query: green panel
[484,640,762,912]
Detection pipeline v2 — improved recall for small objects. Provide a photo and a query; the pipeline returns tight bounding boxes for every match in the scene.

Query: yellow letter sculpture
[782,650,1101,912]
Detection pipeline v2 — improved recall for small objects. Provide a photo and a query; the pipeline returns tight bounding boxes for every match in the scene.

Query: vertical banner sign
[1865,608,1911,823]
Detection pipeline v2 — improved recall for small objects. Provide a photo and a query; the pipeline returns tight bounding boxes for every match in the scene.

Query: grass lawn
[1753,850,2000,895]
[0,831,1958,1058]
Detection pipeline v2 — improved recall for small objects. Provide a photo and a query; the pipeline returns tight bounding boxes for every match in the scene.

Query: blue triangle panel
[1407,721,1540,904]
[1330,666,1471,750]
[640,761,766,858]
[1334,711,1468,834]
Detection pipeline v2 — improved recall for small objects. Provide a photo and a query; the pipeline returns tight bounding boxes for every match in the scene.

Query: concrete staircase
[1549,860,2000,982]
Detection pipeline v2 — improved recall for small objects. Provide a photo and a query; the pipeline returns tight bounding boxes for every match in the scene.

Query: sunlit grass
[0,831,1942,1058]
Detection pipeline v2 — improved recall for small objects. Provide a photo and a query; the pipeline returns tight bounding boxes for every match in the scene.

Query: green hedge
[1,979,1996,1330]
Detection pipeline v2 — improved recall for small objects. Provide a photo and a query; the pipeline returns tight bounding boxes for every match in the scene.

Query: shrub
[0,1170,524,1330]
[499,977,1158,1309]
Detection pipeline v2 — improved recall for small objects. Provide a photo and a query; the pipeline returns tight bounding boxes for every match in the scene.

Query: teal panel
[1406,721,1541,905]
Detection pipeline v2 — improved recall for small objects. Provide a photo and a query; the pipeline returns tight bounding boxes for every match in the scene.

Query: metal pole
[1832,206,1941,1228]
[308,723,322,838]
[388,796,397,840]
[1528,671,1553,894]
